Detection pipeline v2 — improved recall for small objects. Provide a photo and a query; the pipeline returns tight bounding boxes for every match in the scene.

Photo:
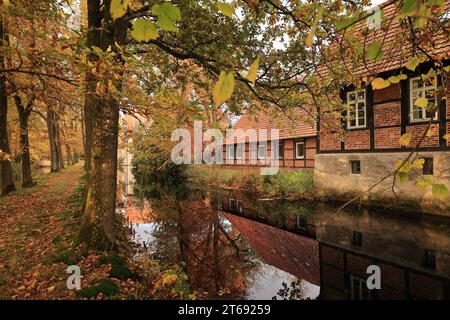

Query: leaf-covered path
[0,164,87,298]
[0,164,133,300]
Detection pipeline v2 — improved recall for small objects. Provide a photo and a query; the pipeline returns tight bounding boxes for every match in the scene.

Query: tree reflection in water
[132,184,265,299]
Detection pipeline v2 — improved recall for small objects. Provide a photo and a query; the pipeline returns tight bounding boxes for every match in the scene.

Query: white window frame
[346,89,367,129]
[235,143,244,160]
[226,144,235,160]
[276,140,284,160]
[409,76,438,123]
[295,141,305,159]
[350,275,372,300]
[257,142,266,160]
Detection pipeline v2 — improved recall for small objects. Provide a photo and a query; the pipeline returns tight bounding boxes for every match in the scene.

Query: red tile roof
[320,0,450,76]
[224,212,320,286]
[231,107,317,142]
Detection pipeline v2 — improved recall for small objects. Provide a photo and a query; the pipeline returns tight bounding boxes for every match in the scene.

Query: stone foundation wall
[314,152,450,215]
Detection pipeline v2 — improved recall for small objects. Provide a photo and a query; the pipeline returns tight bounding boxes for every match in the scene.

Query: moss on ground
[76,278,120,298]
[99,254,135,280]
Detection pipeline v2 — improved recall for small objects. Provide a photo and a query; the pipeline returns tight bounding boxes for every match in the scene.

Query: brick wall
[319,77,449,152]
[406,123,440,148]
[446,83,450,119]
[221,137,315,168]
[345,130,370,150]
[321,246,344,268]
[447,97,450,119]
[319,245,449,300]
[319,132,341,151]
[322,264,345,290]
[347,254,372,278]
[375,127,401,149]
[373,83,401,103]
[374,102,401,127]
[448,122,450,147]
[409,272,445,300]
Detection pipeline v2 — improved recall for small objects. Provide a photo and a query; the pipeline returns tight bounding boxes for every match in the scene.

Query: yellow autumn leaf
[110,0,129,21]
[388,74,407,84]
[305,32,314,47]
[443,134,450,141]
[404,56,420,71]
[415,97,428,108]
[161,273,178,286]
[399,133,412,146]
[388,75,400,84]
[411,158,425,169]
[217,2,235,17]
[213,71,235,106]
[371,77,391,90]
[426,128,433,137]
[247,56,260,84]
[305,7,323,48]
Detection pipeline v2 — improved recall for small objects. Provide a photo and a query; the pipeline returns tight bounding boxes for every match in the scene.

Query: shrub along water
[186,166,314,199]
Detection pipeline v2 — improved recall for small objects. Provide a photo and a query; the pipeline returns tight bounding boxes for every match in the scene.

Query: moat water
[122,185,450,300]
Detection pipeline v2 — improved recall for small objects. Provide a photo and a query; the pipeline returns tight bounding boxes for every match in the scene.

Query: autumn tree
[0,0,15,195]
[75,0,449,249]
[0,1,81,188]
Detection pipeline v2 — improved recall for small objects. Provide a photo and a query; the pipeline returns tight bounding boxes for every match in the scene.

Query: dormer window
[347,89,367,129]
[410,76,438,122]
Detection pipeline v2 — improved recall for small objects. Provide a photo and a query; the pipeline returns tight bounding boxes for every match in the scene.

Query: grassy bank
[185,165,315,199]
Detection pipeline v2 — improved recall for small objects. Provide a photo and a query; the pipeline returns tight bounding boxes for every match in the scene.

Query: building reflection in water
[125,187,450,300]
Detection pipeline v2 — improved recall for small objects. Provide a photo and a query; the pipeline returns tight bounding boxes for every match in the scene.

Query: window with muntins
[347,89,366,129]
[350,160,361,174]
[410,76,438,122]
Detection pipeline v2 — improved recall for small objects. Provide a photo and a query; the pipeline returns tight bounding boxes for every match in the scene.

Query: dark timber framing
[223,136,315,169]
[317,61,450,155]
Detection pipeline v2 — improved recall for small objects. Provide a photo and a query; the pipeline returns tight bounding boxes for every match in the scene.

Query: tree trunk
[47,108,60,172]
[56,121,64,169]
[0,79,15,195]
[80,94,120,248]
[14,98,33,188]
[0,0,15,195]
[79,0,128,249]
[82,0,101,175]
[80,110,86,164]
[73,149,79,163]
[66,144,73,166]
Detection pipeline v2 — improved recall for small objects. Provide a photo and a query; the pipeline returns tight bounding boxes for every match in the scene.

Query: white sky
[371,0,388,6]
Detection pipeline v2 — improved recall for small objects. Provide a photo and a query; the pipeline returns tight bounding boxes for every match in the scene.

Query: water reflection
[124,185,450,300]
